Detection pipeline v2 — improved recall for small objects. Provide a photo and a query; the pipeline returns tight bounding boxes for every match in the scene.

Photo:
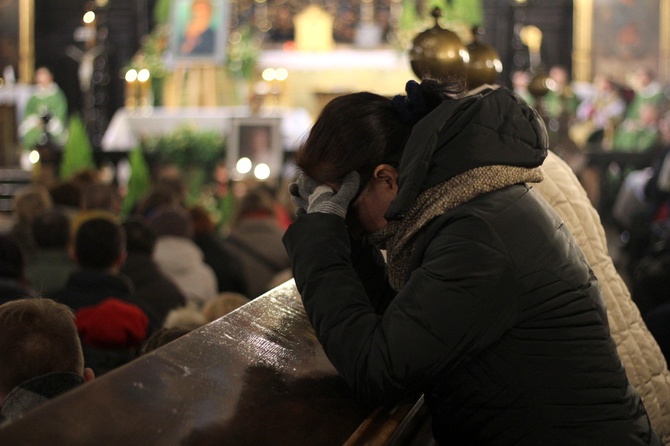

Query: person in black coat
[120,219,188,325]
[48,216,158,375]
[283,79,661,445]
[0,234,38,303]
[188,206,248,297]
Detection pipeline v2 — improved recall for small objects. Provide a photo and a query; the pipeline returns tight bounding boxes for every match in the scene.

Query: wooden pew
[0,281,431,445]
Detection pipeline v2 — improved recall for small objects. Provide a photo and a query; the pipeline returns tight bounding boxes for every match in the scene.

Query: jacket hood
[154,236,205,273]
[385,87,548,221]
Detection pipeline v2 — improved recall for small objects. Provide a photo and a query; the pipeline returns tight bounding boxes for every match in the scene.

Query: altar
[100,105,313,153]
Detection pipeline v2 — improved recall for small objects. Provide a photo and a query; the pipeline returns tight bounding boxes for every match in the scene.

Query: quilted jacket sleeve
[283,212,517,407]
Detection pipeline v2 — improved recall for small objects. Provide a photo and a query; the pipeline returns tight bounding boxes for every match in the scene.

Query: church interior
[2,0,670,443]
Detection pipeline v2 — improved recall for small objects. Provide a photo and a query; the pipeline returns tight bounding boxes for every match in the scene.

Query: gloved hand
[288,171,360,219]
[288,174,314,216]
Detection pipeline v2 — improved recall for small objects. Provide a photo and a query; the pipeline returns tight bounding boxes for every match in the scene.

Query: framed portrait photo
[228,116,284,180]
[168,0,229,65]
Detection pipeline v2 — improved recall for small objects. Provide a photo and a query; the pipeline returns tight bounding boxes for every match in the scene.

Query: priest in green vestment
[18,66,69,150]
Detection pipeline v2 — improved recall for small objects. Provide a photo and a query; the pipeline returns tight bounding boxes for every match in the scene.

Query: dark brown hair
[296,92,411,185]
[75,216,126,269]
[296,78,466,185]
[189,205,216,236]
[233,187,276,227]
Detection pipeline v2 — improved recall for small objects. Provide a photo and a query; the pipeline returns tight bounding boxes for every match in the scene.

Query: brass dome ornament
[519,25,550,99]
[409,7,470,81]
[527,72,551,99]
[465,26,503,89]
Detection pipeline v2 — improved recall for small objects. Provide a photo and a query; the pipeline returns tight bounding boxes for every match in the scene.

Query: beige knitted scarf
[368,165,544,291]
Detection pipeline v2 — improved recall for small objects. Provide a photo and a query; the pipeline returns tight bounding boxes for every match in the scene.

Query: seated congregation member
[48,216,156,374]
[48,216,138,313]
[0,298,94,425]
[129,167,188,219]
[24,208,76,295]
[0,235,37,303]
[161,292,250,332]
[163,305,207,331]
[9,184,53,262]
[48,168,101,218]
[80,183,122,215]
[188,206,249,297]
[136,183,183,220]
[74,297,150,375]
[120,218,187,325]
[256,183,295,231]
[201,292,250,323]
[283,78,661,445]
[139,327,191,356]
[148,205,218,308]
[644,304,670,368]
[224,187,291,299]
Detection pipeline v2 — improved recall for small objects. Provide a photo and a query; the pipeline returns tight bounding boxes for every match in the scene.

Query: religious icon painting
[168,0,229,65]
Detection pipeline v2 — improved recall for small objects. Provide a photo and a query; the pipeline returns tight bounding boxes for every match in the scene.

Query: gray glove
[288,171,360,219]
[288,173,317,216]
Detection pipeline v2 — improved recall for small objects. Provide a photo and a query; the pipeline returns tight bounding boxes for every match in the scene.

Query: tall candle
[137,68,151,109]
[125,69,138,109]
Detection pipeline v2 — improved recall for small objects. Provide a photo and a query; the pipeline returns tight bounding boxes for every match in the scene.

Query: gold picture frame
[19,0,34,83]
[0,0,33,83]
[573,0,670,83]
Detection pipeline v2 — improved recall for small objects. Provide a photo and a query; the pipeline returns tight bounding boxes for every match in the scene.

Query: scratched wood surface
[0,280,423,445]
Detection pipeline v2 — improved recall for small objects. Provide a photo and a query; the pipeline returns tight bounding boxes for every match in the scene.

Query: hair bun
[392,80,429,126]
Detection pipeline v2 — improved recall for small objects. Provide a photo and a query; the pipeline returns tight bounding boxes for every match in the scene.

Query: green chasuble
[19,84,69,150]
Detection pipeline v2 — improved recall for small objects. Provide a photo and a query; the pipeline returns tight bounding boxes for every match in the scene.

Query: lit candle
[137,68,151,109]
[125,69,138,109]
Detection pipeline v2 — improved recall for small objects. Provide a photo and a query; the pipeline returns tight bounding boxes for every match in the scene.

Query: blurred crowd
[0,158,296,410]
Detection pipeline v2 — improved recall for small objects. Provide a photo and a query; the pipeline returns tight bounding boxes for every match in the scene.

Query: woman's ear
[373,164,399,190]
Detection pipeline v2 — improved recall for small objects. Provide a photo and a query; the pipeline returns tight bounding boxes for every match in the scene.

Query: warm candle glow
[262,68,276,81]
[254,163,271,180]
[83,11,96,24]
[125,69,138,83]
[28,150,40,164]
[137,69,150,82]
[275,68,288,81]
[236,157,252,174]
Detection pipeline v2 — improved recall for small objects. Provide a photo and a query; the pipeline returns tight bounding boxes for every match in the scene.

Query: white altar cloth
[101,106,312,152]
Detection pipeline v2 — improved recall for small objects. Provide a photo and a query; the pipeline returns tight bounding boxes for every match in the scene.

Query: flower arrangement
[141,124,225,168]
[226,25,262,82]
